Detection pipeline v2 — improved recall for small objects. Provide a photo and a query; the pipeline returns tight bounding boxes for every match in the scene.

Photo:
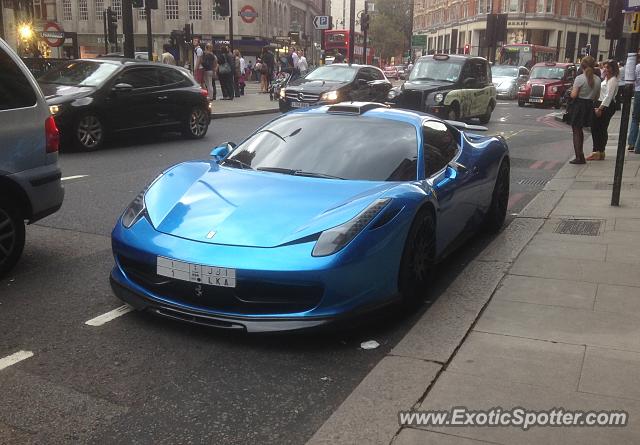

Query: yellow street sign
[633,12,640,33]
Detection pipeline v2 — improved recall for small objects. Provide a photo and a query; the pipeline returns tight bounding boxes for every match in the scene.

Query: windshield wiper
[255,129,286,142]
[257,167,344,179]
[222,158,254,170]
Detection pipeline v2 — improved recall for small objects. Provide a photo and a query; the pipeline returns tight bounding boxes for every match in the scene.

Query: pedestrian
[263,46,275,80]
[258,50,270,93]
[193,41,205,88]
[291,47,300,75]
[334,51,345,63]
[587,60,619,160]
[627,58,640,153]
[567,55,601,164]
[218,45,234,100]
[161,44,176,65]
[233,49,243,97]
[298,50,308,75]
[203,43,217,101]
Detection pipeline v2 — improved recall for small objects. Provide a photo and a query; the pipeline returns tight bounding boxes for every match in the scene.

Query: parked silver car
[0,38,64,276]
[491,65,529,100]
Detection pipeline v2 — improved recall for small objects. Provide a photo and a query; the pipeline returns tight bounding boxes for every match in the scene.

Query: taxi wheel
[447,103,459,121]
[479,102,494,124]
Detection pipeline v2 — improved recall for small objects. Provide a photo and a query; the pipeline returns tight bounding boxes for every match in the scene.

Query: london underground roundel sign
[239,5,258,23]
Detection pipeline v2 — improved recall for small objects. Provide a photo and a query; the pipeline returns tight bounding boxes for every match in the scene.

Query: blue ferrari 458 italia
[110,102,509,332]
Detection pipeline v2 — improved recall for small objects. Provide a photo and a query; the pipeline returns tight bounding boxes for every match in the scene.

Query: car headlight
[312,198,391,257]
[49,105,60,115]
[121,190,146,229]
[387,88,399,100]
[320,90,339,101]
[434,93,444,104]
[550,86,558,93]
[519,84,527,91]
[280,88,286,99]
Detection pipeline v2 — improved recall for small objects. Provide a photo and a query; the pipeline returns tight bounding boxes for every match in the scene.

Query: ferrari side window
[423,120,458,177]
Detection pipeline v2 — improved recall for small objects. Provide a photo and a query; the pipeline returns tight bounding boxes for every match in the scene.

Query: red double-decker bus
[498,43,557,69]
[324,29,376,65]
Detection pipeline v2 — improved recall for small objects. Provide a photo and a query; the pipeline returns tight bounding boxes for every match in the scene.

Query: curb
[211,108,279,119]
[306,157,577,445]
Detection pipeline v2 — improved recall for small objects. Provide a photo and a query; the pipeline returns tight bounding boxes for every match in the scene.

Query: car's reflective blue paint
[111,103,509,332]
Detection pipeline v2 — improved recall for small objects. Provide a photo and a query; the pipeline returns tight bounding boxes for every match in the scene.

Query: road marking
[504,129,525,140]
[544,160,560,170]
[85,305,134,326]
[529,160,546,169]
[61,175,89,181]
[0,350,34,371]
[507,192,526,210]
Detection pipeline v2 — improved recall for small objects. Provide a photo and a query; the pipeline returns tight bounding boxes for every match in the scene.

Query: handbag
[562,96,575,123]
[218,56,232,75]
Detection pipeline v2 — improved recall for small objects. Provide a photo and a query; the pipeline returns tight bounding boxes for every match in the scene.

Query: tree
[368,0,412,62]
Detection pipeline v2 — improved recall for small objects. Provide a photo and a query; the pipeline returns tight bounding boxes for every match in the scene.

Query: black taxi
[388,54,497,123]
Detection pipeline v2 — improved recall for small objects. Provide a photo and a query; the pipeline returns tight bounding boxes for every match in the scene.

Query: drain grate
[555,219,602,236]
[518,178,548,186]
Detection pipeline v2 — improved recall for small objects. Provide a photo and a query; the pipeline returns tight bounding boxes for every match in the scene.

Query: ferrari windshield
[530,66,564,79]
[39,61,119,86]
[304,66,358,82]
[409,58,463,82]
[224,114,418,181]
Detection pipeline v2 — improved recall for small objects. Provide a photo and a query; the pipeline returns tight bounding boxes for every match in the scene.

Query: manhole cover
[555,219,602,236]
[518,178,548,186]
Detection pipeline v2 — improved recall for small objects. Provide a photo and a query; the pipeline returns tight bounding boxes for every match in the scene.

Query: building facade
[1,0,325,62]
[412,0,612,63]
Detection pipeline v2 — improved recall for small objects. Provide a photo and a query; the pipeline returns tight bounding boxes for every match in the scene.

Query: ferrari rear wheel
[399,208,436,302]
[483,158,510,233]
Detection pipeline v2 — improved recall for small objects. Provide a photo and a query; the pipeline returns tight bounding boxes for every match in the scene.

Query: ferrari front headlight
[121,191,146,228]
[321,90,339,101]
[312,198,391,257]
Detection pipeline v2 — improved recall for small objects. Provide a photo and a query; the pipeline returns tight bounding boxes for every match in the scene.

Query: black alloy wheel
[184,107,209,139]
[0,202,25,278]
[483,159,510,233]
[74,114,105,151]
[399,208,436,302]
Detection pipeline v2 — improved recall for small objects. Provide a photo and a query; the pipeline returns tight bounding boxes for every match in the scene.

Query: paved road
[0,102,573,444]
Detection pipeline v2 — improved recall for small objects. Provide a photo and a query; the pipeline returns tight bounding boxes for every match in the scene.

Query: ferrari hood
[144,161,399,248]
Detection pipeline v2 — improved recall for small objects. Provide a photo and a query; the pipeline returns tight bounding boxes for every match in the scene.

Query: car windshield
[39,61,119,86]
[223,114,418,181]
[409,59,463,82]
[530,66,564,79]
[491,66,519,77]
[304,66,357,82]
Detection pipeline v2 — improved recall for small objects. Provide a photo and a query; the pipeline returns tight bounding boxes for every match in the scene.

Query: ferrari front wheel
[398,208,436,302]
[483,158,510,233]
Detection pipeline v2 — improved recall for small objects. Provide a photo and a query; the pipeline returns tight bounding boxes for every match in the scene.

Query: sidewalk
[308,119,640,444]
[210,81,279,118]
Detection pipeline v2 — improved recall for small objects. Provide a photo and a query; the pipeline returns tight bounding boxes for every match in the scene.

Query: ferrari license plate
[156,256,236,288]
[291,102,310,108]
[529,98,543,103]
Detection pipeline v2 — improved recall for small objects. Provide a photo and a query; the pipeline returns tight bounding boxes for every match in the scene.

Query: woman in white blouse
[587,60,620,161]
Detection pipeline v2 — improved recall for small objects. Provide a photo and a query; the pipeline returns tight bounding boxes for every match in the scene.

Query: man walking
[298,50,308,75]
[161,44,176,65]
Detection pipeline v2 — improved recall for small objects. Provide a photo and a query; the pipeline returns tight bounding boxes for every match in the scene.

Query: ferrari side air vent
[326,102,389,114]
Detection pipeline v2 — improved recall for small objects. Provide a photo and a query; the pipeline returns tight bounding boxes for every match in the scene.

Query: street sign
[239,5,258,23]
[411,34,427,47]
[314,16,330,30]
[41,22,65,47]
[633,12,640,32]
[624,0,640,11]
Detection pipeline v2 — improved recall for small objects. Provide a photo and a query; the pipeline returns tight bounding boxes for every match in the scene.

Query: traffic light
[360,13,370,32]
[605,0,623,40]
[132,0,143,8]
[183,23,192,44]
[107,7,118,44]
[215,0,230,17]
[464,44,470,54]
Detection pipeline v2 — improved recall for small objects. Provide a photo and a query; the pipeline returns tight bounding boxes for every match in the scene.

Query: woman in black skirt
[567,56,601,164]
